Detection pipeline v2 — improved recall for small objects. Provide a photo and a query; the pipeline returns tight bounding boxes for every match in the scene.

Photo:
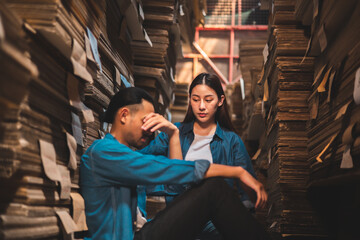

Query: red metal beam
[196,25,268,31]
[193,29,199,80]
[193,42,229,85]
[184,54,239,59]
[229,0,236,82]
[229,29,234,83]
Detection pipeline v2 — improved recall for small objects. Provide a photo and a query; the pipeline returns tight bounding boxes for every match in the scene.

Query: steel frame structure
[184,0,267,84]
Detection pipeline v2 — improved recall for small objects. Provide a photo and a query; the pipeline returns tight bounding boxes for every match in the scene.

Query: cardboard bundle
[252,0,328,237]
[1,1,200,238]
[295,0,360,181]
[0,0,143,238]
[132,0,180,115]
[169,83,188,123]
[0,3,87,239]
[293,1,360,238]
[239,38,267,142]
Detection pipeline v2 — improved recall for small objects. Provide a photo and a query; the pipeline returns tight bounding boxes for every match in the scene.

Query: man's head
[104,87,155,148]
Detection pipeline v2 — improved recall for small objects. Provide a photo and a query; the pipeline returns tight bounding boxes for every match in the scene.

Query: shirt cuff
[194,160,211,182]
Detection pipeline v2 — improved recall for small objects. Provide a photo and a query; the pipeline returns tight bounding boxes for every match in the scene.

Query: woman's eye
[205,99,213,103]
[192,98,199,102]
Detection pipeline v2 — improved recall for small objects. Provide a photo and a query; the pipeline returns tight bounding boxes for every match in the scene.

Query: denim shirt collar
[180,121,224,140]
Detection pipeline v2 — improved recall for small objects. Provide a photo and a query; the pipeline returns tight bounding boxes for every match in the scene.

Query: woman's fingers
[142,113,177,135]
[142,114,163,131]
[255,187,267,210]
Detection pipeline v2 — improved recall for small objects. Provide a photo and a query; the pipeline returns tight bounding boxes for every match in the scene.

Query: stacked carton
[253,0,327,238]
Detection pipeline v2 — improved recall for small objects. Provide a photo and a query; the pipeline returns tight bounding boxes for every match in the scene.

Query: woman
[139,73,257,239]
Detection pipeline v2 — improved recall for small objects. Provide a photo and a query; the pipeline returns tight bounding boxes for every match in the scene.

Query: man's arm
[204,164,267,210]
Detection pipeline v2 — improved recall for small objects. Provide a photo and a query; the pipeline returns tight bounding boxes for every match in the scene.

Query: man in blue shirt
[80,87,269,240]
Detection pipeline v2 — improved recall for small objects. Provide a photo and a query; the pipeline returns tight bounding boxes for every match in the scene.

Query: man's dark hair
[103,87,155,123]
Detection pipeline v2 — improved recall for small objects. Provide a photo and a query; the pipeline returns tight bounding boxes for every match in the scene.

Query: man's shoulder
[87,134,124,153]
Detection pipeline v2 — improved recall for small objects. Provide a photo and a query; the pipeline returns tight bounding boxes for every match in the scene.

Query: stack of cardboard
[169,83,189,123]
[295,1,360,238]
[253,0,327,238]
[131,0,178,115]
[0,2,86,239]
[295,0,360,183]
[0,1,201,238]
[239,39,267,143]
[1,0,146,239]
[229,82,245,135]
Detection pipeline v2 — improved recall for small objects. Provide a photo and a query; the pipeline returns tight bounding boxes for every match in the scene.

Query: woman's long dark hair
[182,73,236,132]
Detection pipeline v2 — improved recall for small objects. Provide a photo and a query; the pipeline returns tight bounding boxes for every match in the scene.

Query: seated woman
[139,73,257,239]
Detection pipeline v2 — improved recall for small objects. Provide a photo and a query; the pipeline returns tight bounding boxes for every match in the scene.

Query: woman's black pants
[134,178,270,240]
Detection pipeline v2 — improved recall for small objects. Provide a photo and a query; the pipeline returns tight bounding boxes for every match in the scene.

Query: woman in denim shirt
[139,73,257,239]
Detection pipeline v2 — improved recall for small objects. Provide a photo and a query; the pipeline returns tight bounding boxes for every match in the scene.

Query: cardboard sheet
[71,113,84,146]
[58,165,71,200]
[86,28,102,72]
[340,145,353,169]
[70,193,88,231]
[70,39,93,83]
[56,210,78,234]
[318,25,327,52]
[354,67,360,105]
[39,139,62,182]
[66,132,77,170]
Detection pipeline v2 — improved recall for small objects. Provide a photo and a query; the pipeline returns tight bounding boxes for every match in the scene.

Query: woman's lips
[198,113,207,118]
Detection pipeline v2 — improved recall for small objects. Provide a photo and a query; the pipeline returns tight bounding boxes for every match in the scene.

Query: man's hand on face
[141,113,179,137]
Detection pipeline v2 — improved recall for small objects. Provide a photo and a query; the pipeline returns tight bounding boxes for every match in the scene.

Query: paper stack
[252,0,327,238]
[295,0,360,183]
[132,0,179,115]
[239,38,267,142]
[295,1,360,238]
[0,2,87,239]
[169,83,189,123]
[1,0,144,239]
[0,1,201,238]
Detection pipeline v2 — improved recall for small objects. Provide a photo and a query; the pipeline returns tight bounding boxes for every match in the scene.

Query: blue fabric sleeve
[82,140,210,187]
[231,135,256,201]
[232,135,256,177]
[137,186,147,218]
[138,131,169,156]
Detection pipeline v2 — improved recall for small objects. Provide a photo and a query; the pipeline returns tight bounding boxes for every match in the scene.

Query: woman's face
[190,84,224,125]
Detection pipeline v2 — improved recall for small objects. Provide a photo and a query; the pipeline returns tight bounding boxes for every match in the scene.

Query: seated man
[80,87,270,240]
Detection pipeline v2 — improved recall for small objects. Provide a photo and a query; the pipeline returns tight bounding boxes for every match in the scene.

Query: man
[80,87,269,240]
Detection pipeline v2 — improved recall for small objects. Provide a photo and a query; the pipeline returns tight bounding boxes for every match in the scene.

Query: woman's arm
[141,113,182,159]
[204,164,267,210]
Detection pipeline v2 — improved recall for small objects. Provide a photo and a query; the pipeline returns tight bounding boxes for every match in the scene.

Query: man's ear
[117,107,130,124]
[218,95,225,107]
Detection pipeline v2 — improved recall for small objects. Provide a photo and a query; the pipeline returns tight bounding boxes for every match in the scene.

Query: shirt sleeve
[138,131,169,156]
[231,135,256,201]
[232,135,256,178]
[84,141,210,187]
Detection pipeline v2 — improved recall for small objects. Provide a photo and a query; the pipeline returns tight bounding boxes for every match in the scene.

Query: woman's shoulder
[175,121,193,131]
[220,128,244,143]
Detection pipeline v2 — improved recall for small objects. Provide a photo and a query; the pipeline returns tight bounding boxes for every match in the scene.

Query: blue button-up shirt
[80,133,210,240]
[139,121,255,206]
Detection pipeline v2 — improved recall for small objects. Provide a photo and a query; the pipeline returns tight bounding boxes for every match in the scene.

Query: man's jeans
[134,178,270,240]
